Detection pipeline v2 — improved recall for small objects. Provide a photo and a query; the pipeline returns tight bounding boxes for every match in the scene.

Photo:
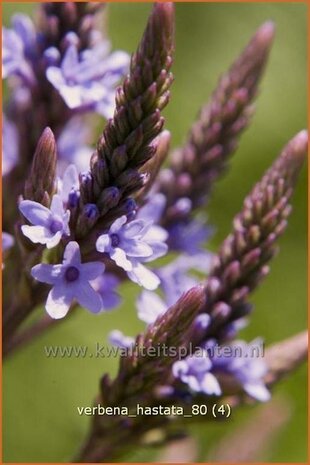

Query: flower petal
[201,373,222,396]
[109,215,127,234]
[21,225,51,244]
[110,247,132,271]
[74,282,103,314]
[61,44,79,77]
[96,234,111,253]
[137,290,167,324]
[80,262,105,281]
[31,263,63,285]
[244,382,270,402]
[127,262,160,290]
[123,220,147,239]
[46,285,73,319]
[45,231,63,249]
[19,200,51,226]
[60,163,79,201]
[63,241,81,265]
[137,193,166,223]
[50,194,64,216]
[142,241,168,262]
[124,239,153,258]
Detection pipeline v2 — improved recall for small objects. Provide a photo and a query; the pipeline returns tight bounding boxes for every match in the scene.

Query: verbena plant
[2,3,307,462]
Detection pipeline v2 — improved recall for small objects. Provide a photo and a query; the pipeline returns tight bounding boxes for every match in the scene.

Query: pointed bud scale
[24,127,57,206]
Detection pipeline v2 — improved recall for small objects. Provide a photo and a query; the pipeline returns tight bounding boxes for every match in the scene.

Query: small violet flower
[173,350,222,396]
[173,339,270,402]
[207,338,270,402]
[31,241,105,319]
[96,215,168,291]
[19,194,70,249]
[46,42,129,118]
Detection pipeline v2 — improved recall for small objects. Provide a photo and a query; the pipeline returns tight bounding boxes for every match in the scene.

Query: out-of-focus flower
[96,215,168,290]
[173,339,270,402]
[57,117,93,172]
[207,339,270,401]
[19,194,70,248]
[137,253,212,324]
[2,14,36,84]
[168,217,212,254]
[46,43,129,118]
[2,115,18,176]
[173,350,222,395]
[31,241,104,318]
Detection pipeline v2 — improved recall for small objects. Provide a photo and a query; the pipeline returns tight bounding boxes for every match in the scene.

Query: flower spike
[77,3,175,237]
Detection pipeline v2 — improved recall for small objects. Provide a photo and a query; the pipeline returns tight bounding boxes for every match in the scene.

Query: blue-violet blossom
[31,241,105,318]
[173,339,270,401]
[19,194,70,248]
[96,215,168,290]
[46,42,129,118]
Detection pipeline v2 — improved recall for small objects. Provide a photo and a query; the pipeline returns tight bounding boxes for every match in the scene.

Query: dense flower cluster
[2,3,307,462]
[2,3,129,178]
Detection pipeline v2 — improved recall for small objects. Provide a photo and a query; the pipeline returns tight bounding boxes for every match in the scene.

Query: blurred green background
[3,2,307,463]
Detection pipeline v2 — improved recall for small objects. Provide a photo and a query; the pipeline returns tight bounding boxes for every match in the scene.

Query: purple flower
[31,241,104,319]
[168,217,212,254]
[57,117,93,172]
[96,215,168,290]
[2,14,36,85]
[19,194,70,249]
[2,115,18,176]
[173,350,221,395]
[46,42,129,118]
[173,339,270,402]
[137,253,212,324]
[109,330,134,349]
[208,339,270,402]
[91,273,121,310]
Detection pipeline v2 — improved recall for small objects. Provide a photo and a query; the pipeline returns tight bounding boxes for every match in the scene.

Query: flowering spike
[107,285,206,405]
[159,21,275,226]
[77,3,175,236]
[203,130,307,335]
[24,127,57,206]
